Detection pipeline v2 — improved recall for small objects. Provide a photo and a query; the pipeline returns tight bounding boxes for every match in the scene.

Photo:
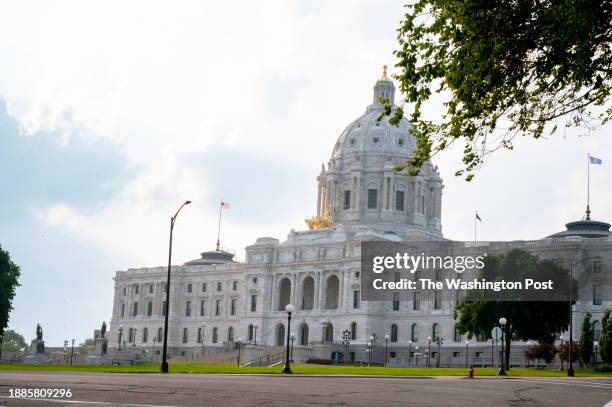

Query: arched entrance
[301,276,315,310]
[276,323,286,346]
[278,278,291,311]
[325,275,339,309]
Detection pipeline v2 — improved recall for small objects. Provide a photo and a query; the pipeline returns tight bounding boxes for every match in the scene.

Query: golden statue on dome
[305,208,334,230]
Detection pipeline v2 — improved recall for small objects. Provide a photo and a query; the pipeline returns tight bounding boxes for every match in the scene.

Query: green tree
[384,1,612,180]
[455,250,570,370]
[79,338,95,357]
[558,340,579,369]
[600,309,612,364]
[0,246,21,357]
[0,329,28,355]
[579,312,594,366]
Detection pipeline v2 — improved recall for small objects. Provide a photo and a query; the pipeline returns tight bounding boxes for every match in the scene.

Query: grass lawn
[1,362,611,377]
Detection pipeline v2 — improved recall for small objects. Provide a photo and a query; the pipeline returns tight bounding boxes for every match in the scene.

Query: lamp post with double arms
[161,200,191,374]
[498,317,507,376]
[342,330,351,364]
[283,304,294,374]
[436,338,443,368]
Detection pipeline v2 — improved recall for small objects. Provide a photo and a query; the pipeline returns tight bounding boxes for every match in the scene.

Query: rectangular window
[413,292,420,310]
[123,287,126,296]
[215,300,221,316]
[230,299,237,315]
[202,282,207,292]
[367,189,378,209]
[353,290,361,309]
[187,283,193,293]
[134,285,139,294]
[185,300,192,317]
[121,303,125,317]
[396,191,404,211]
[453,352,461,358]
[344,190,351,210]
[594,284,603,305]
[389,351,396,359]
[200,300,206,316]
[250,295,257,312]
[132,302,138,317]
[147,301,153,316]
[434,290,442,309]
[233,281,238,291]
[161,301,166,316]
[161,282,166,292]
[392,292,400,311]
[217,282,223,292]
[149,284,153,294]
[594,260,603,273]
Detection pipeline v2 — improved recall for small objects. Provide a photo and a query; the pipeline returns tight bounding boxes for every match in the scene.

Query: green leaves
[0,246,21,338]
[387,0,612,180]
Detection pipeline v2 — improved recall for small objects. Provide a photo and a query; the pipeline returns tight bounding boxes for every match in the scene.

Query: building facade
[108,68,611,365]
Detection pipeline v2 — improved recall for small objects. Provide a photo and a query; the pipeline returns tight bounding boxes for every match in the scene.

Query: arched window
[324,322,334,342]
[212,327,218,343]
[182,327,188,344]
[411,323,419,342]
[157,327,163,342]
[301,276,315,310]
[248,324,254,342]
[300,324,309,346]
[593,320,602,341]
[278,278,292,311]
[351,322,357,340]
[276,323,286,346]
[142,327,148,343]
[432,324,440,341]
[228,327,234,342]
[453,324,461,342]
[197,326,203,344]
[325,275,339,309]
[391,324,398,342]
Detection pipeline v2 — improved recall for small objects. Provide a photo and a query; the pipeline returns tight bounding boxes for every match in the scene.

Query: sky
[1,0,610,346]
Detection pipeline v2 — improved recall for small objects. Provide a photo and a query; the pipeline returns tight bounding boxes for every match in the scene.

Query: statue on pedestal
[36,324,43,341]
[101,321,107,339]
[35,324,44,353]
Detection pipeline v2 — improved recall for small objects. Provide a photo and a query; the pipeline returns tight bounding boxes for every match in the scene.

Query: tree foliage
[0,246,21,338]
[386,0,612,180]
[558,340,580,366]
[454,250,570,369]
[600,309,612,364]
[1,329,28,354]
[525,341,557,365]
[579,312,594,366]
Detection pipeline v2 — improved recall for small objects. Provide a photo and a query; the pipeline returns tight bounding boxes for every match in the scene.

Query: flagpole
[216,200,223,251]
[587,153,591,220]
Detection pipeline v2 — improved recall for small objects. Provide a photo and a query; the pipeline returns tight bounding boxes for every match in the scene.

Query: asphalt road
[0,371,611,407]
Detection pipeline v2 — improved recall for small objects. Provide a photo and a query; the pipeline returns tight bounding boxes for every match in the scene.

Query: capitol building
[108,68,612,366]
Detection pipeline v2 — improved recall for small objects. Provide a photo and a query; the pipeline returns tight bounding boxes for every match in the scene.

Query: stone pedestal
[86,338,111,365]
[24,339,48,364]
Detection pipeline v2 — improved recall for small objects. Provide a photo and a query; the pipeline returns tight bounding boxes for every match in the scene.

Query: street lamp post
[63,340,68,362]
[594,341,599,367]
[132,326,137,347]
[254,323,258,345]
[436,338,443,368]
[427,336,432,368]
[237,338,242,367]
[290,333,295,362]
[161,200,191,374]
[152,337,157,360]
[384,334,389,367]
[367,341,372,367]
[559,336,565,370]
[70,339,75,366]
[342,330,351,364]
[201,323,207,356]
[118,326,123,351]
[283,304,294,374]
[408,340,412,367]
[371,334,377,364]
[415,346,420,366]
[498,317,507,376]
[465,340,470,368]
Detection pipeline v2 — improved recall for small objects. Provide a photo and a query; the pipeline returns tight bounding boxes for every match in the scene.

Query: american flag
[221,201,230,209]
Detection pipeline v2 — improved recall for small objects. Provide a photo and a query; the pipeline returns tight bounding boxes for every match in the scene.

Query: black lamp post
[465,340,470,368]
[384,334,389,367]
[342,330,351,364]
[118,326,123,351]
[161,200,191,374]
[70,339,75,366]
[427,336,432,368]
[408,340,412,367]
[283,304,294,374]
[237,338,242,367]
[498,317,507,376]
[152,337,157,360]
[254,323,258,345]
[64,340,68,362]
[289,333,295,362]
[436,338,443,368]
[132,326,137,347]
[371,333,377,364]
[367,341,372,367]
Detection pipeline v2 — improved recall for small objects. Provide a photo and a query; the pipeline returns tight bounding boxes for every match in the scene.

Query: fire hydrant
[468,365,475,378]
